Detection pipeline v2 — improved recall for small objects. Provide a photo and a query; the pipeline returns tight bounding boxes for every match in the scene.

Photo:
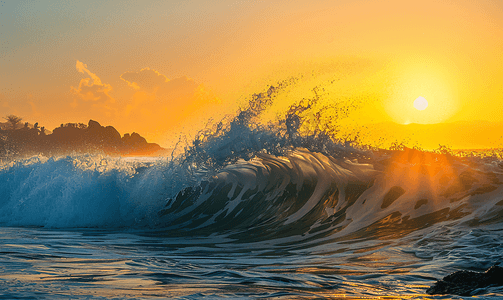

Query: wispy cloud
[119,68,220,120]
[68,62,221,144]
[71,60,116,117]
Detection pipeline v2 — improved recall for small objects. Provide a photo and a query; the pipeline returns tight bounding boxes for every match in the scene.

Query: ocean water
[1,87,503,299]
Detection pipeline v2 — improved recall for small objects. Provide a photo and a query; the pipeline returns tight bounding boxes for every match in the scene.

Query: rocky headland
[0,119,164,158]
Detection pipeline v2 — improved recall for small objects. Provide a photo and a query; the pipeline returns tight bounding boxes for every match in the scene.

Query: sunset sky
[1,0,502,149]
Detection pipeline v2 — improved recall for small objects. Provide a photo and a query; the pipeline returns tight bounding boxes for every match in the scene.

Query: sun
[413,96,428,110]
[384,60,459,124]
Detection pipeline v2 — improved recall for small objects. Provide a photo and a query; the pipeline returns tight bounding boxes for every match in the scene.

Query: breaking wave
[1,82,502,249]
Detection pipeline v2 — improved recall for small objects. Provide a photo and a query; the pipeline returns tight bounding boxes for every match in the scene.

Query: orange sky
[1,0,502,149]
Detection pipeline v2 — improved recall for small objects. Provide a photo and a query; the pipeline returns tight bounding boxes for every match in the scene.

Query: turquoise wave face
[1,84,503,299]
[1,83,502,246]
[1,148,502,245]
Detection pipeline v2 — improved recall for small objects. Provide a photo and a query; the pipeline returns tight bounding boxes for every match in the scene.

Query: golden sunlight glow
[1,1,503,150]
[385,60,459,125]
[413,96,428,111]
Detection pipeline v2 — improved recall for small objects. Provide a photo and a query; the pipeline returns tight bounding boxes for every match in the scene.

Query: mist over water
[1,83,503,299]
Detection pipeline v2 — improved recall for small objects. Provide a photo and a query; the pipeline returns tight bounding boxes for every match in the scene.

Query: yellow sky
[1,0,502,149]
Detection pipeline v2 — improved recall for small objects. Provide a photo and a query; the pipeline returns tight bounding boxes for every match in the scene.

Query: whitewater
[1,85,502,299]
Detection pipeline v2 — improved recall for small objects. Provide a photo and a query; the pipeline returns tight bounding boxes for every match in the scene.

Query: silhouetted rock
[88,119,100,130]
[427,265,503,296]
[123,132,147,147]
[121,132,162,155]
[85,120,121,145]
[0,119,164,158]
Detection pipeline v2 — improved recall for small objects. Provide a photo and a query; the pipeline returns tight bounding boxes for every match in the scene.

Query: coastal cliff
[0,119,163,158]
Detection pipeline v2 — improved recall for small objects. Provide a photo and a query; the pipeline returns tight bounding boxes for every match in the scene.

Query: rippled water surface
[2,93,503,298]
[1,223,502,299]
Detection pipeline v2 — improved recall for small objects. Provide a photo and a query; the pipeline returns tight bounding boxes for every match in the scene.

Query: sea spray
[0,83,503,298]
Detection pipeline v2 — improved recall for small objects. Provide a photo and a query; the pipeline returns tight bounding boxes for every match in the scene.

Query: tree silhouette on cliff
[0,117,163,158]
[3,115,23,130]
